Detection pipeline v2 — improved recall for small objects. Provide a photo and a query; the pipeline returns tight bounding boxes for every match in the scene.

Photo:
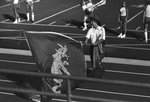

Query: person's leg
[16,7,20,22]
[30,1,34,22]
[121,21,126,38]
[144,24,148,43]
[26,3,30,21]
[124,21,127,34]
[118,17,123,37]
[98,43,104,60]
[13,6,17,23]
[13,4,19,23]
[87,45,94,77]
[82,15,88,30]
[92,46,96,69]
[93,46,105,78]
[88,46,96,77]
[144,17,148,43]
[97,44,105,78]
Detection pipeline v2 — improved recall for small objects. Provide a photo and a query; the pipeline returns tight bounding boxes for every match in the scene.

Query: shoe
[118,33,122,38]
[87,68,94,77]
[121,34,126,38]
[26,13,30,21]
[93,63,105,78]
[52,85,61,93]
[93,67,105,78]
[18,18,20,22]
[13,19,18,23]
[27,18,30,21]
[144,40,148,43]
[82,27,87,31]
[31,95,41,102]
[31,13,35,22]
[31,19,34,22]
[144,32,148,43]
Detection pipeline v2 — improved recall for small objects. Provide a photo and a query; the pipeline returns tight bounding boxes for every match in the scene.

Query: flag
[24,31,86,101]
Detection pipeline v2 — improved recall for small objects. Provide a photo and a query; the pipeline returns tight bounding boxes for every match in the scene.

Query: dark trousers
[13,4,20,20]
[89,41,105,78]
[90,41,105,69]
[120,16,127,34]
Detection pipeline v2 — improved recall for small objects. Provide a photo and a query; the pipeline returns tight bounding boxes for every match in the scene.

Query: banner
[24,31,86,101]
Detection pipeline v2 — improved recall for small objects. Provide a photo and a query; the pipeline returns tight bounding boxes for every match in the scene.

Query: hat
[90,17,101,26]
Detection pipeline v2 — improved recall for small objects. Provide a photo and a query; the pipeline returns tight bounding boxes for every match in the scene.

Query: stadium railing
[0,68,150,102]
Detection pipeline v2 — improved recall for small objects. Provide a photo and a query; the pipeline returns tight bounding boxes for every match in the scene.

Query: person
[25,0,34,22]
[143,0,150,43]
[85,18,105,78]
[12,0,20,23]
[118,1,128,38]
[131,0,150,43]
[81,0,100,31]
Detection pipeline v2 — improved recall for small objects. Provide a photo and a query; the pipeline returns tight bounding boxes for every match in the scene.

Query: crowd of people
[117,0,150,43]
[11,0,150,43]
[81,0,150,78]
[10,0,150,78]
[4,0,150,102]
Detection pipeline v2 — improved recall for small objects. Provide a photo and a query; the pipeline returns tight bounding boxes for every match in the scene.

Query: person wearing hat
[85,19,105,78]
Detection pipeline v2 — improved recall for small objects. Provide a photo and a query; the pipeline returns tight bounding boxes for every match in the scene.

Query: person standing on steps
[25,0,34,22]
[131,0,150,43]
[12,0,20,23]
[118,1,128,38]
[85,18,105,78]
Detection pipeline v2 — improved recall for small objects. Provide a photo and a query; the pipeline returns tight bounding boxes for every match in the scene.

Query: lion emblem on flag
[51,43,70,93]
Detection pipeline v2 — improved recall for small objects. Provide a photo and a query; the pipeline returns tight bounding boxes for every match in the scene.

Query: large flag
[24,31,86,101]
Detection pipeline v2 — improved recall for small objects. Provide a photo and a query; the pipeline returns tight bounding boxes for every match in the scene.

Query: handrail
[0,68,150,102]
[0,86,130,102]
[0,69,150,88]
